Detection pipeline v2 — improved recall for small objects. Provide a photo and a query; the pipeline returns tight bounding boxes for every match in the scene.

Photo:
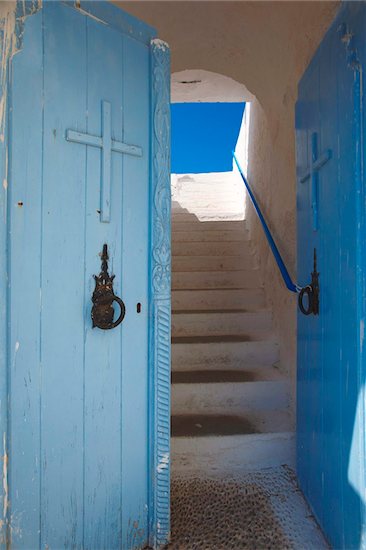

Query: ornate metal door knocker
[298,248,320,316]
[91,244,126,330]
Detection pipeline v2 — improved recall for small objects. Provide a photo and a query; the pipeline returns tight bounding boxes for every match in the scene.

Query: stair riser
[172,311,272,338]
[172,203,243,212]
[173,256,254,272]
[173,242,254,257]
[172,206,244,216]
[172,221,247,232]
[172,195,242,202]
[172,185,243,194]
[172,271,262,290]
[172,230,249,242]
[172,289,265,311]
[171,213,245,222]
[172,381,290,415]
[172,197,242,205]
[172,341,279,370]
[171,433,295,475]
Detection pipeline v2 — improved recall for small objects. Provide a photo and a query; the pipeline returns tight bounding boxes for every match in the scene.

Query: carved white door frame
[149,39,171,548]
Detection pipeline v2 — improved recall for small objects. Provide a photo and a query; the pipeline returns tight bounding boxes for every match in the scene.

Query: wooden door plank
[83,17,124,549]
[8,11,43,548]
[336,25,362,550]
[297,59,324,520]
[121,35,150,549]
[41,4,87,547]
[318,27,344,543]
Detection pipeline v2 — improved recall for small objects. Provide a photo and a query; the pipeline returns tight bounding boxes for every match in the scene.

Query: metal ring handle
[93,295,126,330]
[298,285,314,316]
[107,295,126,329]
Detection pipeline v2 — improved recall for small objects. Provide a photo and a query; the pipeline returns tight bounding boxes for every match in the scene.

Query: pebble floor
[166,466,328,550]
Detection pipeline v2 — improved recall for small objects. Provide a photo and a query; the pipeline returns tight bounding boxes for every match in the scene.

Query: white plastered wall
[115,0,339,409]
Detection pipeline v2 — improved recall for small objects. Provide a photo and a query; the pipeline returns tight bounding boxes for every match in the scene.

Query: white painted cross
[66,100,143,223]
[300,132,332,231]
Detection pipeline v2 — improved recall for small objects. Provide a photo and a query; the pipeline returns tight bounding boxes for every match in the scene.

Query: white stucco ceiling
[171,69,254,103]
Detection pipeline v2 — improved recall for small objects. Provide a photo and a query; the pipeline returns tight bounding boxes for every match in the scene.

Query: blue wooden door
[296,3,366,548]
[2,2,171,548]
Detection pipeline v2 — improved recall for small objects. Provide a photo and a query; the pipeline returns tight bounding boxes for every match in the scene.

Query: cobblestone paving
[166,466,328,550]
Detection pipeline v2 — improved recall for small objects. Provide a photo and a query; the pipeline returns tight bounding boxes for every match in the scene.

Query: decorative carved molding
[150,38,171,549]
[153,302,171,545]
[151,39,171,299]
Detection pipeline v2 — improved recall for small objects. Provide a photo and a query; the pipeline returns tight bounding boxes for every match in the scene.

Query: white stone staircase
[171,173,295,476]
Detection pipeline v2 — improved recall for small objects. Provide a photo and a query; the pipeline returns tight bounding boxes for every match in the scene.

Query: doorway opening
[168,69,325,548]
[170,68,294,473]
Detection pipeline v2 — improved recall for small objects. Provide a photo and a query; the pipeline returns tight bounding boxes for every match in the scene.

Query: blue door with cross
[296,3,366,548]
[0,1,171,548]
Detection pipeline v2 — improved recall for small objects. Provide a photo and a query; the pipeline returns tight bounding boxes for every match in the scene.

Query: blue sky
[171,102,246,173]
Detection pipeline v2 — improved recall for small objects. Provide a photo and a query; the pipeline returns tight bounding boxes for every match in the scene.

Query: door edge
[148,38,171,549]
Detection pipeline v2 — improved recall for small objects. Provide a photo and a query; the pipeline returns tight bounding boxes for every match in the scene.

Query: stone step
[172,204,243,215]
[172,197,242,206]
[171,201,243,211]
[172,337,279,370]
[173,255,255,272]
[172,184,242,192]
[172,172,240,183]
[172,270,261,290]
[172,241,254,257]
[171,183,242,193]
[171,212,245,222]
[171,412,292,437]
[171,431,295,475]
[172,220,247,232]
[172,310,272,338]
[172,195,241,202]
[172,379,290,416]
[172,229,250,242]
[171,366,284,383]
[172,289,265,311]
